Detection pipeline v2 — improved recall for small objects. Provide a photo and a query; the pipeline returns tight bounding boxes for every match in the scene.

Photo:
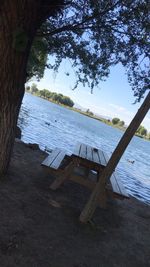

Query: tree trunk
[80,91,150,223]
[0,1,40,176]
[0,1,64,177]
[0,96,22,175]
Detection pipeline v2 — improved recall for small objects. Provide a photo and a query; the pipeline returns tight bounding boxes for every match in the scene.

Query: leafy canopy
[27,38,48,81]
[28,0,150,101]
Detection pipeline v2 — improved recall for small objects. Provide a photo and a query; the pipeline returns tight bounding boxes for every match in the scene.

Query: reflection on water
[18,93,150,205]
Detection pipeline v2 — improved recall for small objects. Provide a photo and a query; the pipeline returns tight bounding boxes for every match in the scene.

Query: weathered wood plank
[80,143,87,159]
[41,149,60,167]
[102,151,121,195]
[86,144,93,161]
[73,142,81,156]
[97,150,106,166]
[110,174,122,195]
[92,148,100,164]
[51,150,66,169]
[101,150,109,165]
[102,151,128,197]
[112,172,129,198]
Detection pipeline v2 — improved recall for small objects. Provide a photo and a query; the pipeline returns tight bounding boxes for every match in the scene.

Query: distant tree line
[136,125,149,138]
[112,117,150,139]
[26,84,74,108]
[112,117,125,127]
[86,109,94,116]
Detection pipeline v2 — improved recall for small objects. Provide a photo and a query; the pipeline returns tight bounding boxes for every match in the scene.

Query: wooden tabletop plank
[74,143,107,165]
[86,144,93,161]
[101,150,109,165]
[97,150,107,166]
[73,142,81,156]
[92,148,100,164]
[80,143,87,158]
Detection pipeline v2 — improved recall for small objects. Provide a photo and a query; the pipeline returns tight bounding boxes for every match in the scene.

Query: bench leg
[97,171,107,208]
[50,161,75,190]
[50,173,67,190]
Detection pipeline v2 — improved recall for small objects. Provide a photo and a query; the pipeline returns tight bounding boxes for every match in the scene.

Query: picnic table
[42,142,129,216]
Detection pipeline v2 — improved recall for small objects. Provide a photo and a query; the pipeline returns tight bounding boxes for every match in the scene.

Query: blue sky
[28,57,150,131]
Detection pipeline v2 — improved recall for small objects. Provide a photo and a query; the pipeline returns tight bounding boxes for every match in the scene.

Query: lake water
[18,93,150,205]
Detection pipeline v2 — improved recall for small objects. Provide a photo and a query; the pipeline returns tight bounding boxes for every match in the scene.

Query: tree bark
[0,0,64,176]
[0,2,34,176]
[80,91,150,223]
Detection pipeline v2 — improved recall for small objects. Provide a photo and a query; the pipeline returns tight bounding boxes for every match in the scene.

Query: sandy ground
[0,140,150,267]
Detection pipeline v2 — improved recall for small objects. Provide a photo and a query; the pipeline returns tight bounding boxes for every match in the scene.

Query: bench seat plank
[51,150,66,169]
[42,149,60,167]
[101,150,129,198]
[101,151,121,195]
[111,172,129,198]
[42,148,66,170]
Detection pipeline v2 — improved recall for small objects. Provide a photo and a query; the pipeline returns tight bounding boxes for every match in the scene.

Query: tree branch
[37,0,123,37]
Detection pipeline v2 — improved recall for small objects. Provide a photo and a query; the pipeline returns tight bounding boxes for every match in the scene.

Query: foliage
[30,83,38,93]
[112,118,120,125]
[29,0,150,101]
[118,120,125,127]
[28,85,74,107]
[136,125,147,136]
[148,133,150,140]
[27,37,48,81]
[86,109,93,116]
[25,86,30,91]
[112,118,124,127]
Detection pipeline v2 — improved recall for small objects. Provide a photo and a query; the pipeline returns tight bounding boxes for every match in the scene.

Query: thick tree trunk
[0,1,64,177]
[0,1,39,176]
[80,91,150,223]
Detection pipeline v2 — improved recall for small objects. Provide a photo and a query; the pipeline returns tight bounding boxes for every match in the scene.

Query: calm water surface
[18,93,150,204]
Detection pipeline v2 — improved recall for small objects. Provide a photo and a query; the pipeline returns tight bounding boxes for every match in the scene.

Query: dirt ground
[0,140,150,267]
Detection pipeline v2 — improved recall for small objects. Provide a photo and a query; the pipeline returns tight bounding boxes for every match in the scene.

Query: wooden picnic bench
[42,143,129,201]
[41,148,76,190]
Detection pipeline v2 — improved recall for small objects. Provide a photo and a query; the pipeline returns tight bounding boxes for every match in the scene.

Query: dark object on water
[93,148,98,152]
[127,159,135,164]
[45,122,50,126]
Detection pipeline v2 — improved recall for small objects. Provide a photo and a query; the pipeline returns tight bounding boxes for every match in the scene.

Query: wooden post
[80,91,150,223]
